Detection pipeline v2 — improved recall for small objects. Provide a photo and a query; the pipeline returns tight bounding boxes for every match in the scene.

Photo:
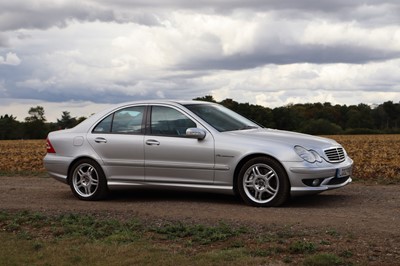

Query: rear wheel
[237,157,290,207]
[69,159,108,200]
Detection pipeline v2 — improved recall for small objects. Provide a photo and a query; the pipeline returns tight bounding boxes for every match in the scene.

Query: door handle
[94,137,107,143]
[146,139,160,146]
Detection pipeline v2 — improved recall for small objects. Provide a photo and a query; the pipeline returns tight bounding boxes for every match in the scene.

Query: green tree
[272,105,301,131]
[345,104,374,130]
[76,116,87,124]
[24,106,48,139]
[382,101,400,130]
[300,119,343,135]
[0,115,23,140]
[372,105,389,130]
[237,102,274,128]
[57,111,78,129]
[193,95,217,102]
[25,106,46,123]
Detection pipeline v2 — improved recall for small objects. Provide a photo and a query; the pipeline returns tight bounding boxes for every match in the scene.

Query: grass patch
[152,221,247,245]
[289,240,317,254]
[303,253,344,266]
[0,210,367,265]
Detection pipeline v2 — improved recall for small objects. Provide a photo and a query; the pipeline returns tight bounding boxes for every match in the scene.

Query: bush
[300,119,343,135]
[344,128,382,134]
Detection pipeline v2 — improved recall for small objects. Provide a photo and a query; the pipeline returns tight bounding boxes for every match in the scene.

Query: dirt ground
[1,176,399,264]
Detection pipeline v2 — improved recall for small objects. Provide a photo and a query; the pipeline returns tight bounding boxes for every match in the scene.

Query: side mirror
[185,128,206,140]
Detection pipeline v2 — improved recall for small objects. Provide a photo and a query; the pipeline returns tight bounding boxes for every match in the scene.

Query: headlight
[294,145,322,163]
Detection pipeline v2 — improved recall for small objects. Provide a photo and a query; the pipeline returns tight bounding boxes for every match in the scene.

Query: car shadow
[284,193,355,208]
[106,188,353,208]
[108,188,243,206]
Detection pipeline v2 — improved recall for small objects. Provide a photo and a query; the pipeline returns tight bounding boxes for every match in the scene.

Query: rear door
[144,105,215,184]
[87,105,146,182]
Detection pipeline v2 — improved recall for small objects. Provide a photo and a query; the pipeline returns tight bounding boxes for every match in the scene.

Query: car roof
[71,99,213,132]
[115,99,211,105]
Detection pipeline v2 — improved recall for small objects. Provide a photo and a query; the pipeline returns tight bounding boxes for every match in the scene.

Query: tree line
[0,106,85,140]
[1,97,399,140]
[195,96,400,135]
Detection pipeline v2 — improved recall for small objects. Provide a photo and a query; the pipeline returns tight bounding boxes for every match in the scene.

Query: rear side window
[93,114,113,133]
[93,106,145,134]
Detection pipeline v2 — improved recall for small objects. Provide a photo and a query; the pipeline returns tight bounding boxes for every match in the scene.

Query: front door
[144,105,215,184]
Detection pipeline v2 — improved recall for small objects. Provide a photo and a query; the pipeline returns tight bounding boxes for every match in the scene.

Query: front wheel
[69,159,108,201]
[237,157,290,207]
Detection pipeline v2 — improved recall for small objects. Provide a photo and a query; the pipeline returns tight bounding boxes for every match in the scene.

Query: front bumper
[286,157,354,196]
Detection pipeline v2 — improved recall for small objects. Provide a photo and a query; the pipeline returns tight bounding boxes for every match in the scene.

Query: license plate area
[336,166,352,178]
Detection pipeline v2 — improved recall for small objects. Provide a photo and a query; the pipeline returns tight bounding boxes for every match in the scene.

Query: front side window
[93,106,145,134]
[151,106,196,136]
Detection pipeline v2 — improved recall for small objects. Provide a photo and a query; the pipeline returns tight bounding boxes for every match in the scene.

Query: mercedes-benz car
[44,100,353,207]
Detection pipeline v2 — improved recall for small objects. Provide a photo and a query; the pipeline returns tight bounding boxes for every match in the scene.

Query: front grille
[324,147,345,163]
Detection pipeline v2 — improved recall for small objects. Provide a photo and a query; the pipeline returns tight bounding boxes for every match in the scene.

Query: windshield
[184,104,260,132]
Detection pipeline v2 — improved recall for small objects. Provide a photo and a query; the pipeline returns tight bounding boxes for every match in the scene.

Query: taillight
[46,138,56,153]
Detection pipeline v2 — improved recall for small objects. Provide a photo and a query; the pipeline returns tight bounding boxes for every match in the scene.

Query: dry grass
[327,135,400,184]
[0,140,46,174]
[1,136,399,183]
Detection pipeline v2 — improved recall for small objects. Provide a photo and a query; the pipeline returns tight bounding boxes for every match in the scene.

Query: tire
[69,158,108,201]
[237,157,290,207]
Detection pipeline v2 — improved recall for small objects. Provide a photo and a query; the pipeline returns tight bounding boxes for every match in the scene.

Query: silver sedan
[44,100,353,207]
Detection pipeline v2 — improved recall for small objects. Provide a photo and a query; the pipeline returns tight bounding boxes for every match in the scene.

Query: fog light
[312,179,321,186]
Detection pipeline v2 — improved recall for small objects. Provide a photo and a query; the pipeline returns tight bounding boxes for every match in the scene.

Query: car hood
[224,128,339,149]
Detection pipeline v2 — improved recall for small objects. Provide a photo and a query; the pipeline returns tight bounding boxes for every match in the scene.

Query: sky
[1,0,400,122]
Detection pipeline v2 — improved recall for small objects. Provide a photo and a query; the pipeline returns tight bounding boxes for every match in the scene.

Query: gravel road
[0,176,398,233]
[1,176,400,264]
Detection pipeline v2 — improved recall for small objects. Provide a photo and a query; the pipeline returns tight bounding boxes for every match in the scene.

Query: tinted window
[93,114,113,133]
[151,106,196,136]
[93,106,145,134]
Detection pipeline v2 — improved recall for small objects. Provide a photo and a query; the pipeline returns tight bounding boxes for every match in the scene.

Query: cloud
[0,0,115,31]
[207,58,400,106]
[0,98,114,122]
[1,1,399,31]
[0,33,8,47]
[174,13,400,69]
[0,0,399,120]
[0,52,21,65]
